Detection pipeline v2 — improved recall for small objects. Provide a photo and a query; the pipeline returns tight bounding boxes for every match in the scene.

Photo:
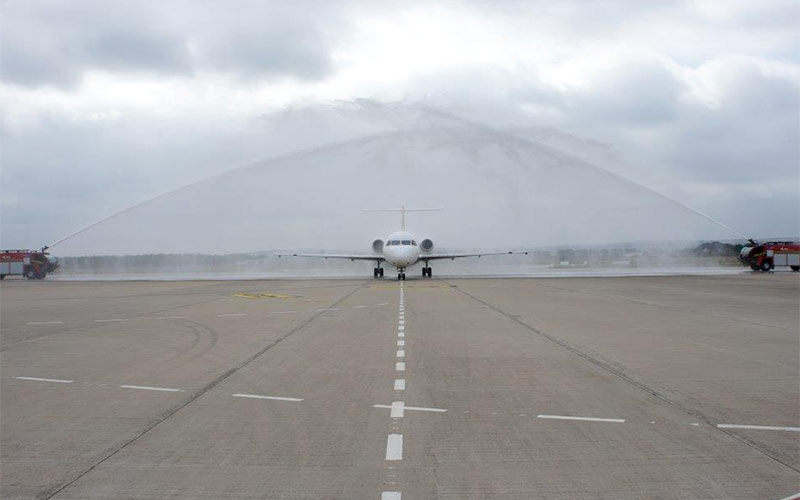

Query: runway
[1,274,798,499]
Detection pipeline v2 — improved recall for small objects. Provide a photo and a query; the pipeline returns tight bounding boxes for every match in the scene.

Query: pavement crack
[444,279,800,475]
[41,280,368,500]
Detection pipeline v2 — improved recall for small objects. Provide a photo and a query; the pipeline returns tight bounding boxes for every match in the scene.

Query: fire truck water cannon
[0,249,59,280]
[738,241,800,272]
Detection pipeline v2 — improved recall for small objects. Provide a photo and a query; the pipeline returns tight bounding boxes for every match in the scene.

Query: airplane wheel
[428,267,432,277]
[791,266,800,272]
[379,268,384,277]
[373,268,378,278]
[398,273,402,281]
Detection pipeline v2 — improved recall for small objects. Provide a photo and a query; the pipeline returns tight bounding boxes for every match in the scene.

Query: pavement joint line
[233,393,304,402]
[15,376,73,384]
[25,321,63,325]
[374,404,447,413]
[718,424,800,432]
[155,316,187,320]
[120,385,183,393]
[37,280,367,500]
[537,414,625,423]
[444,279,800,475]
[316,307,340,312]
[394,379,405,390]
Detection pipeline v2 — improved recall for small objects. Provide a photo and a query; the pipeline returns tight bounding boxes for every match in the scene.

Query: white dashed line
[717,424,800,432]
[25,321,63,325]
[378,303,389,306]
[269,311,297,315]
[120,385,183,392]
[537,414,625,423]
[398,320,405,325]
[385,434,403,460]
[394,379,405,390]
[396,349,405,358]
[94,318,129,323]
[398,332,405,338]
[391,401,405,418]
[316,308,339,312]
[397,340,405,346]
[382,492,401,500]
[396,362,405,371]
[16,376,73,384]
[156,316,186,320]
[374,404,447,413]
[217,313,247,317]
[352,305,368,309]
[398,326,405,331]
[232,393,304,402]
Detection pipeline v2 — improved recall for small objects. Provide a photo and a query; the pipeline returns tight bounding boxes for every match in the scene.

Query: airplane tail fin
[364,206,443,230]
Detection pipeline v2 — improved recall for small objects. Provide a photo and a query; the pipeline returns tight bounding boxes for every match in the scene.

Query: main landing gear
[373,266,384,278]
[422,264,432,278]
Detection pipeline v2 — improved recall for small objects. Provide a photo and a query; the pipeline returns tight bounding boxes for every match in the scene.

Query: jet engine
[420,238,434,252]
[372,239,384,253]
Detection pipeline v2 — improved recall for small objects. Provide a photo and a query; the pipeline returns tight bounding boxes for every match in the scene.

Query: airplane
[277,206,528,280]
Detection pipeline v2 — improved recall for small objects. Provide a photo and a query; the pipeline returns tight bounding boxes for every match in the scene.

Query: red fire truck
[739,241,800,272]
[0,250,59,280]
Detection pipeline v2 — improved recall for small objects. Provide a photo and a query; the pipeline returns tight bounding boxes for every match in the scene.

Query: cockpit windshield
[402,240,411,245]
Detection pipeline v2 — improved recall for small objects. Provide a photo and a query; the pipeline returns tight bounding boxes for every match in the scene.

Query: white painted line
[16,376,73,384]
[537,414,625,423]
[385,434,403,460]
[269,310,297,314]
[717,424,800,432]
[316,308,339,312]
[382,492,401,500]
[775,492,800,500]
[391,401,405,418]
[398,332,405,338]
[396,349,405,358]
[94,318,129,323]
[398,320,405,325]
[352,305,368,309]
[120,385,182,392]
[398,325,405,331]
[397,340,405,346]
[232,393,304,402]
[378,303,389,306]
[217,313,246,317]
[156,316,186,320]
[26,321,63,325]
[374,404,447,413]
[394,379,405,390]
[396,362,405,371]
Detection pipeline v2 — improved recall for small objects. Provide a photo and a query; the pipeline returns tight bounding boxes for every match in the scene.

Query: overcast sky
[1,0,798,254]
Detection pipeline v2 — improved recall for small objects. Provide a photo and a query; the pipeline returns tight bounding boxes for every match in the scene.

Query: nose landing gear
[397,267,406,280]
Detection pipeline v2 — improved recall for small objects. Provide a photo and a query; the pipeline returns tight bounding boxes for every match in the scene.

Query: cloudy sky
[1,0,798,253]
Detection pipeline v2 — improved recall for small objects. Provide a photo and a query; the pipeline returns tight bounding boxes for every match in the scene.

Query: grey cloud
[0,0,341,88]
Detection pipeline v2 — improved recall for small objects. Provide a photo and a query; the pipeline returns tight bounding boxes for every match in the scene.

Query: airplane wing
[276,253,384,262]
[421,251,529,260]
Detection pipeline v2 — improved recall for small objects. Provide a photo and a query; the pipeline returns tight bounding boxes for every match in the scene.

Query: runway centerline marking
[26,321,63,325]
[537,414,625,423]
[232,393,304,402]
[718,423,800,432]
[94,318,129,323]
[397,340,405,346]
[269,311,297,314]
[385,434,403,460]
[217,313,246,317]
[120,385,183,393]
[391,401,404,418]
[394,379,405,390]
[16,376,73,384]
[156,316,186,320]
[398,332,404,338]
[382,492,401,500]
[396,349,405,358]
[396,362,405,371]
[374,404,447,413]
[398,325,405,331]
[352,305,368,309]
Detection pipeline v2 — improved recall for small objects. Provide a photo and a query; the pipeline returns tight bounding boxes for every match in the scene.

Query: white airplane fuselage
[381,230,421,268]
